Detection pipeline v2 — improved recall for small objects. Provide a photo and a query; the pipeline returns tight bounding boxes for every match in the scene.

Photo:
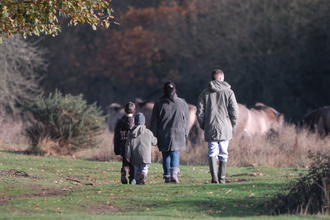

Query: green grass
[0,148,326,220]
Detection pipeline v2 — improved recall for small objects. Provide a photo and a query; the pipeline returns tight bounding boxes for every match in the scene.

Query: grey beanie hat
[135,112,145,125]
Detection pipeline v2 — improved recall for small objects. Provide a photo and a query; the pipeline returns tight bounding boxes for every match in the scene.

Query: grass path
[0,148,327,219]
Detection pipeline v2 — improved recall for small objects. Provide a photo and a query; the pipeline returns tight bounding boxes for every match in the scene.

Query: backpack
[113,116,134,156]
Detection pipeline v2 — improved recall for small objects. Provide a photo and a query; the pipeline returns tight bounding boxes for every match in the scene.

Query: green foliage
[23,90,106,155]
[271,151,330,215]
[0,0,115,42]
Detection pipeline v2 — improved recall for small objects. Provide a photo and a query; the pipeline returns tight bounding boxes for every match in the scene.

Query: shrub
[270,151,330,215]
[24,90,106,155]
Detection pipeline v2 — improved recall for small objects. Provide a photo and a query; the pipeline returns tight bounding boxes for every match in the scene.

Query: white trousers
[208,140,229,162]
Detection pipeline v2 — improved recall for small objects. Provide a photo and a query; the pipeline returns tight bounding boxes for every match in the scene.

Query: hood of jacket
[208,80,231,92]
[130,125,146,138]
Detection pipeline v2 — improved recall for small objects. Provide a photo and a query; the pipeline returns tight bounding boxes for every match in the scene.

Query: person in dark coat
[113,102,135,184]
[150,81,190,183]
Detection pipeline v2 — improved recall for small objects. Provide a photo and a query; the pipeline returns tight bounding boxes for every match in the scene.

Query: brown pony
[234,103,285,138]
[297,106,330,137]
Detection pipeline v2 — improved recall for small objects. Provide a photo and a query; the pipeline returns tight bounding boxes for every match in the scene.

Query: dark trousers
[122,156,135,183]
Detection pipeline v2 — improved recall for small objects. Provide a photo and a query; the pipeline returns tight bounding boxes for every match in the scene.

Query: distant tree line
[29,0,330,122]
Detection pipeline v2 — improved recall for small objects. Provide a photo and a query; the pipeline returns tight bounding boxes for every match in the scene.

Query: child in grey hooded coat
[125,113,157,184]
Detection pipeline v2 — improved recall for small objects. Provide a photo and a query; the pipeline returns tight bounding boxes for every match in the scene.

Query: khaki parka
[125,125,157,165]
[196,80,239,141]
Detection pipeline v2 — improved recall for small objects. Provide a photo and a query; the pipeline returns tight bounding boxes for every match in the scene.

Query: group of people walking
[113,69,239,185]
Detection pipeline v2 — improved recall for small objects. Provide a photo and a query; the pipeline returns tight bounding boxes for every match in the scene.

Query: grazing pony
[297,106,330,137]
[234,103,285,138]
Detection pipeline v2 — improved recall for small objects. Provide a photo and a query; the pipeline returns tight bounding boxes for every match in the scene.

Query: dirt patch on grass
[227,174,259,183]
[82,205,121,214]
[230,173,256,177]
[0,185,72,202]
[229,178,254,183]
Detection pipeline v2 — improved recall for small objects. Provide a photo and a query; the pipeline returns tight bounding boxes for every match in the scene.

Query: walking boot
[164,175,171,183]
[121,168,129,184]
[139,172,146,185]
[170,167,180,183]
[208,157,219,184]
[218,161,227,184]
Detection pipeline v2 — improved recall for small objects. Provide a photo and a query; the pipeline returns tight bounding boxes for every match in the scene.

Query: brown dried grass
[180,140,209,166]
[75,127,121,161]
[11,122,328,169]
[228,123,330,168]
[0,116,29,145]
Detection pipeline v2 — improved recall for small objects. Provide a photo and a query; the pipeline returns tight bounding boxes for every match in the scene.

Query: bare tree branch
[0,34,48,116]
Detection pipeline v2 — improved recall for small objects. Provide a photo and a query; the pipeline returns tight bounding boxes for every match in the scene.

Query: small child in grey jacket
[125,112,157,184]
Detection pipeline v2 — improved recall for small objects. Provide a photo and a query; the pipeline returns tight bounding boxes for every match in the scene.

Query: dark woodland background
[28,0,330,122]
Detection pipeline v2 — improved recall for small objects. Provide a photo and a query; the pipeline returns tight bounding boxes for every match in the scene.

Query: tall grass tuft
[0,114,30,146]
[228,124,330,168]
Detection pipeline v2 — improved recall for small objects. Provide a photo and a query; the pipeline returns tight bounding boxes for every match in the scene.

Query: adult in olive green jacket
[150,81,190,183]
[196,69,239,184]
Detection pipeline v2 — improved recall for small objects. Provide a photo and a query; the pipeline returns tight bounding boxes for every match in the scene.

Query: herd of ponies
[106,99,330,141]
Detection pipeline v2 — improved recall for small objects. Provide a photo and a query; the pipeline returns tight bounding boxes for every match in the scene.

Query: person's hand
[126,158,130,162]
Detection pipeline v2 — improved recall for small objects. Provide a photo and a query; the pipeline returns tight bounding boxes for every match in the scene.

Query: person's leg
[121,157,130,184]
[139,164,150,185]
[128,160,135,184]
[162,151,171,183]
[133,165,140,185]
[140,163,149,177]
[218,140,229,162]
[170,151,180,183]
[208,141,220,183]
[218,140,229,183]
[170,150,180,167]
